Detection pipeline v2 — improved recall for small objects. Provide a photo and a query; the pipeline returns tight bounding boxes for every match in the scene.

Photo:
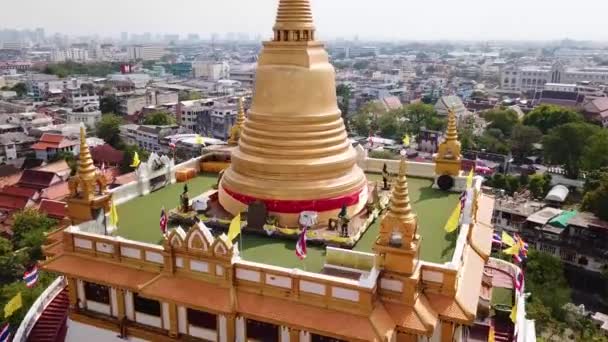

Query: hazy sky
[2,0,608,41]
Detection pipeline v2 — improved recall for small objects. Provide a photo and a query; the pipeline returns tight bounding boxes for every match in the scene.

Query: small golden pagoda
[227,97,246,146]
[219,0,367,226]
[66,127,111,224]
[434,108,462,176]
[374,155,421,275]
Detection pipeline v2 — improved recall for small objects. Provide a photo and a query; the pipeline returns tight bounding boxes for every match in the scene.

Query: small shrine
[66,127,112,225]
[434,108,467,191]
[227,97,246,146]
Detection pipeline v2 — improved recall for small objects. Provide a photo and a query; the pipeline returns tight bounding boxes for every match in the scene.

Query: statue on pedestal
[338,204,350,238]
[180,184,190,213]
[382,163,389,190]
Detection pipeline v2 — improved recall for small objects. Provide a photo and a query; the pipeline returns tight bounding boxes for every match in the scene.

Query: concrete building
[127,45,167,61]
[229,63,256,87]
[0,132,35,163]
[192,61,230,80]
[176,99,215,132]
[66,109,102,129]
[119,124,180,153]
[65,86,99,108]
[51,48,90,63]
[210,105,237,141]
[500,61,608,92]
[31,133,79,161]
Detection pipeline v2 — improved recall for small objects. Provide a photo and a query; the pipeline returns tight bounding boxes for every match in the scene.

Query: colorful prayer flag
[492,233,502,245]
[227,214,241,242]
[109,201,119,227]
[160,207,168,234]
[444,203,461,233]
[466,168,474,188]
[501,231,515,247]
[195,135,205,146]
[296,226,308,260]
[130,151,141,168]
[510,303,517,323]
[402,135,410,146]
[4,292,22,318]
[503,241,521,257]
[0,323,9,342]
[23,266,39,288]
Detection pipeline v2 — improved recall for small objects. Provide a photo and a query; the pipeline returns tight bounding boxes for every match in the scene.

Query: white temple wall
[65,318,147,342]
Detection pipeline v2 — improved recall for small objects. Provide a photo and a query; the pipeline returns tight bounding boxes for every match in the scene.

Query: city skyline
[2,0,608,42]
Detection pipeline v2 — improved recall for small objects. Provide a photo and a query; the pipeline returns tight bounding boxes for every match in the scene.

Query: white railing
[13,276,67,342]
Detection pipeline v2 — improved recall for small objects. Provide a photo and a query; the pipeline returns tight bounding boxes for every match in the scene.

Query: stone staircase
[27,288,69,342]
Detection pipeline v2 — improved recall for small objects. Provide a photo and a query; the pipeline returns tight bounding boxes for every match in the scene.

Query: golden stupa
[219,0,368,226]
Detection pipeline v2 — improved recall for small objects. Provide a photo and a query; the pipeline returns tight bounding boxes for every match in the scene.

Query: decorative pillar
[168,303,178,338]
[299,330,311,342]
[441,321,454,342]
[67,277,78,310]
[280,326,290,342]
[116,288,125,319]
[289,327,300,342]
[220,314,235,342]
[76,279,86,310]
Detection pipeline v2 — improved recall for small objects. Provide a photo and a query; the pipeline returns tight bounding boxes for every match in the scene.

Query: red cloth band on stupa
[223,186,364,213]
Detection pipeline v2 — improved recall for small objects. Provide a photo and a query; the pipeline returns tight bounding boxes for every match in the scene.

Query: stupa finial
[445,107,459,142]
[387,151,416,222]
[77,126,96,181]
[273,0,316,42]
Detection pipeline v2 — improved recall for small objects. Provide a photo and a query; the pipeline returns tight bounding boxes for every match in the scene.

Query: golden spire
[386,154,416,223]
[273,0,315,42]
[445,107,459,142]
[77,126,96,181]
[236,97,246,127]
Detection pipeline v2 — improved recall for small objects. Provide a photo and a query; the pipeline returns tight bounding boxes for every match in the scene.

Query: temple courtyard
[115,173,459,272]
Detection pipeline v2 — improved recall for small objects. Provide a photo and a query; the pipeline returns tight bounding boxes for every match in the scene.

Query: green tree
[510,124,542,159]
[401,103,443,134]
[353,60,371,70]
[377,112,406,139]
[0,272,56,327]
[0,237,26,283]
[96,114,124,148]
[351,113,371,136]
[581,130,608,171]
[100,95,120,114]
[483,108,519,137]
[582,175,608,221]
[178,91,202,102]
[543,122,599,178]
[336,84,352,130]
[528,174,551,199]
[142,111,176,126]
[12,209,57,263]
[10,82,28,97]
[523,104,583,134]
[526,250,571,319]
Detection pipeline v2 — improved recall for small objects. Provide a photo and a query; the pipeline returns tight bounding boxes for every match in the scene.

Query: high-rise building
[127,45,167,61]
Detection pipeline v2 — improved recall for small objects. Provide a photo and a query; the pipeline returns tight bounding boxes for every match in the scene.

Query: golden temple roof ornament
[434,107,462,177]
[218,0,367,227]
[374,151,421,275]
[228,97,246,146]
[66,126,111,224]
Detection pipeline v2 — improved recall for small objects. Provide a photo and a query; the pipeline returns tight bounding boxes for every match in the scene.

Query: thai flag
[0,323,10,342]
[459,191,467,211]
[492,233,502,245]
[23,265,39,288]
[160,208,168,234]
[514,268,525,294]
[295,226,308,260]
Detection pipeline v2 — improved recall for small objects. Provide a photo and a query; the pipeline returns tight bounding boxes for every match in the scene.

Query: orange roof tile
[39,199,67,219]
[384,295,438,336]
[237,292,382,341]
[42,255,158,290]
[40,182,70,200]
[455,245,485,320]
[425,293,469,323]
[140,276,231,314]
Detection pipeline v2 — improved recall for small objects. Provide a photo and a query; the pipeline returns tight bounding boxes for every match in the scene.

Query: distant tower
[219,0,368,226]
[66,127,112,225]
[434,108,462,177]
[374,156,420,275]
[228,97,246,146]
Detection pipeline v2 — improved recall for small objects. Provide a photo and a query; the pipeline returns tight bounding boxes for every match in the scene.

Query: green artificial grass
[492,287,514,306]
[115,174,218,243]
[115,173,459,272]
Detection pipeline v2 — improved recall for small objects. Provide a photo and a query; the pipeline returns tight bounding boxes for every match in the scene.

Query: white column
[162,302,170,330]
[76,280,86,309]
[125,291,134,320]
[178,306,187,334]
[280,326,290,342]
[110,288,118,317]
[235,316,246,342]
[219,315,228,342]
[300,330,311,342]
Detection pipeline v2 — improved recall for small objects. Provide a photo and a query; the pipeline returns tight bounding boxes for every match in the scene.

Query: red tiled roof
[39,134,64,144]
[40,182,70,201]
[32,134,78,150]
[0,186,38,199]
[0,194,30,211]
[90,144,124,164]
[17,170,60,190]
[39,199,67,219]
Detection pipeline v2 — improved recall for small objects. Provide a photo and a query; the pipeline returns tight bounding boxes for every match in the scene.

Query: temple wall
[65,318,147,342]
[363,158,436,179]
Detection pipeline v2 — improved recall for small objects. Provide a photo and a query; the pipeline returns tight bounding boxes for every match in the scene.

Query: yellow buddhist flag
[109,201,119,226]
[195,135,205,146]
[444,203,461,233]
[227,213,241,242]
[501,231,515,247]
[402,135,410,146]
[4,292,22,318]
[503,241,520,256]
[510,303,517,323]
[130,151,141,168]
[466,168,474,188]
